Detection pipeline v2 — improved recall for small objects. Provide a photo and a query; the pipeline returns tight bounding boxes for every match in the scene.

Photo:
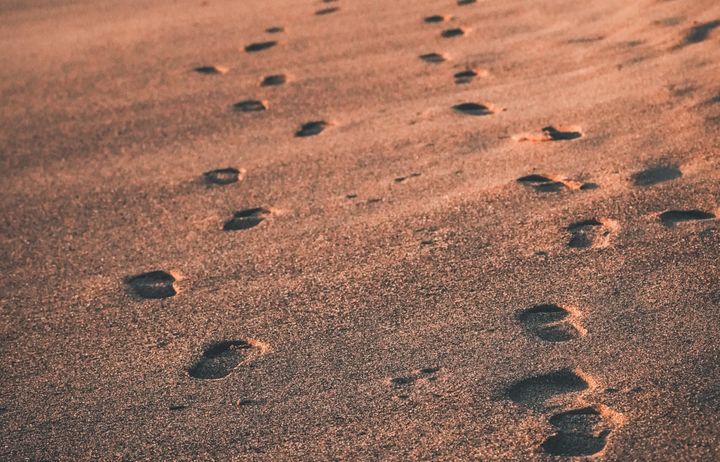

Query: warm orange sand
[2,0,720,459]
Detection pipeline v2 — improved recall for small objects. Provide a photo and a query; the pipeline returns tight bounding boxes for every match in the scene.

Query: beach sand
[1,0,720,459]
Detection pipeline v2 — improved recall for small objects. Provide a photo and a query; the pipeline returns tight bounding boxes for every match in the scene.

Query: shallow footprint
[507,369,592,410]
[233,99,268,112]
[224,208,270,231]
[188,340,260,379]
[454,68,487,84]
[452,102,495,116]
[316,7,339,15]
[194,65,228,75]
[515,126,583,142]
[126,271,177,299]
[420,52,447,63]
[265,26,284,33]
[567,218,619,249]
[204,167,244,185]
[659,210,715,228]
[244,41,277,53]
[517,304,585,342]
[441,27,465,38]
[631,165,681,186]
[296,120,328,137]
[543,405,621,457]
[260,74,287,86]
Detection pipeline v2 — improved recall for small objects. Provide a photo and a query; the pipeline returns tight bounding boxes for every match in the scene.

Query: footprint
[631,165,681,186]
[126,271,177,299]
[542,405,621,457]
[452,102,495,116]
[424,15,449,24]
[515,126,583,142]
[419,52,447,63]
[315,7,339,15]
[517,304,586,342]
[223,208,271,231]
[244,41,277,53]
[457,0,476,5]
[233,100,268,112]
[394,172,421,183]
[517,174,596,192]
[659,210,715,228]
[441,27,465,38]
[454,68,487,84]
[679,19,720,47]
[194,65,228,75]
[387,367,441,400]
[567,218,619,249]
[188,339,263,380]
[260,74,287,87]
[507,369,592,410]
[296,120,328,137]
[265,26,284,33]
[203,167,245,185]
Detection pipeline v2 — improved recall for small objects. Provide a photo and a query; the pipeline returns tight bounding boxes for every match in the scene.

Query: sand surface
[2,0,720,460]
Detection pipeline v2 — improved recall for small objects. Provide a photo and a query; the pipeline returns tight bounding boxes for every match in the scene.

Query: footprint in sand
[677,20,720,48]
[424,15,449,24]
[387,367,442,400]
[296,120,329,137]
[203,167,245,185]
[515,126,583,142]
[567,218,619,249]
[126,271,178,299]
[517,174,596,192]
[454,68,488,84]
[260,74,287,87]
[315,7,339,15]
[394,172,421,184]
[189,339,265,380]
[233,99,268,112]
[420,52,447,63]
[265,26,284,33]
[223,207,271,231]
[543,404,623,457]
[457,0,476,5]
[452,102,496,116]
[517,304,586,342]
[631,165,682,186]
[194,65,228,75]
[441,27,466,38]
[507,368,592,410]
[659,210,715,228]
[244,41,278,53]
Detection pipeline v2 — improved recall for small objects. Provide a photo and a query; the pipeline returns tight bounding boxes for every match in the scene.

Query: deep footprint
[567,218,618,249]
[452,102,494,116]
[543,406,617,457]
[516,126,583,142]
[224,208,270,231]
[517,304,584,342]
[507,369,591,409]
[659,210,715,227]
[194,65,228,75]
[517,174,568,192]
[188,340,257,379]
[424,15,448,24]
[441,28,465,38]
[454,69,482,84]
[631,165,681,186]
[233,100,268,112]
[260,74,287,86]
[420,53,446,63]
[126,271,177,299]
[204,167,242,185]
[245,41,277,53]
[296,121,328,137]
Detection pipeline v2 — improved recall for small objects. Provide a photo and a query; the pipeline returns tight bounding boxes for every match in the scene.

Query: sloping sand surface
[2,0,720,459]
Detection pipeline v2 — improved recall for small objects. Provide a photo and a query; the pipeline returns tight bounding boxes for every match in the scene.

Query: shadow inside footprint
[126,271,176,299]
[631,165,681,186]
[517,174,566,192]
[261,74,287,86]
[189,340,254,379]
[517,304,583,342]
[316,7,339,15]
[296,121,328,137]
[542,126,582,140]
[224,208,270,231]
[424,15,447,24]
[204,167,241,185]
[233,100,268,112]
[454,69,477,84]
[266,26,284,33]
[567,219,616,249]
[542,406,615,457]
[441,28,465,38]
[452,102,494,116]
[681,19,720,46]
[458,0,476,4]
[245,41,277,53]
[194,65,228,75]
[420,53,446,63]
[507,369,590,409]
[659,210,715,227]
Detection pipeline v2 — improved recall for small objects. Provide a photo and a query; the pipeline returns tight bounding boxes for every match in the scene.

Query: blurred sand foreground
[1,0,720,460]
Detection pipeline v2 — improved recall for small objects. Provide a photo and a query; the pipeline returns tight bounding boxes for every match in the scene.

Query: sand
[1,0,720,460]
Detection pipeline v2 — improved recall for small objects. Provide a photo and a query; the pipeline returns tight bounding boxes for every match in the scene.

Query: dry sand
[2,0,720,460]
